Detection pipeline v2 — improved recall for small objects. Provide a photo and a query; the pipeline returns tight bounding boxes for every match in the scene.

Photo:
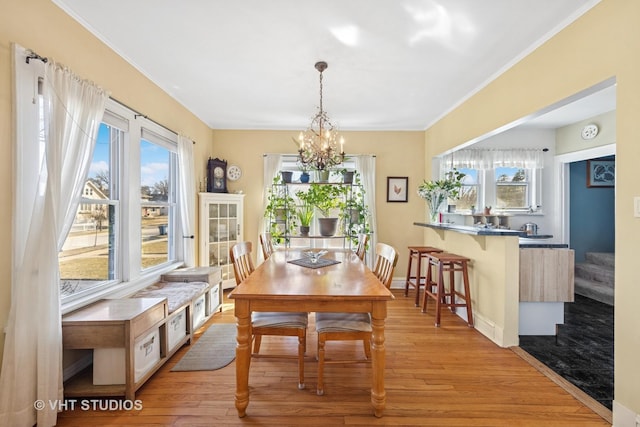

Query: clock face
[581,124,599,140]
[214,166,224,179]
[227,165,242,181]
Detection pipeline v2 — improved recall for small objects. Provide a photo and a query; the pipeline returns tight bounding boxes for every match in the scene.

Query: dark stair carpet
[519,294,613,410]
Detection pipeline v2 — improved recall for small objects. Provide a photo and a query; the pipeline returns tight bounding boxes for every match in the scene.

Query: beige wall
[423,0,640,418]
[210,130,426,273]
[556,110,616,155]
[0,0,213,364]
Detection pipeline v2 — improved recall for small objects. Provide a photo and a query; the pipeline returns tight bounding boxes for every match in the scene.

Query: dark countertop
[519,234,554,239]
[414,222,523,237]
[519,243,569,248]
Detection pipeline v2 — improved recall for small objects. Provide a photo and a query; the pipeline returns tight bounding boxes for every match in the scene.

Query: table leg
[370,302,387,417]
[234,300,251,417]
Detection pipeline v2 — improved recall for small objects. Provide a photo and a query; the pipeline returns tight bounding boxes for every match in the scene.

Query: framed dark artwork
[587,160,615,188]
[207,157,228,193]
[387,177,408,202]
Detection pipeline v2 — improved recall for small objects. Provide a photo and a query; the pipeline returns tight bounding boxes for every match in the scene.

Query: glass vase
[428,193,447,224]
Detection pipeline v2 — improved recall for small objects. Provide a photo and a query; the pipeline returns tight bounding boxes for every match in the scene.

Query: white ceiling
[53,0,607,131]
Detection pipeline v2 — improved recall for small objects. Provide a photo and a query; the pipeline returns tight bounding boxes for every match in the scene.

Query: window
[54,100,182,302]
[59,123,121,298]
[140,134,178,270]
[495,167,529,209]
[273,155,365,250]
[454,168,480,211]
[441,166,540,213]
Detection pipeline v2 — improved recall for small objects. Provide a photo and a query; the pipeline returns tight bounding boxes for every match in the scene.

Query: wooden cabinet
[199,193,244,289]
[519,248,575,302]
[62,298,168,400]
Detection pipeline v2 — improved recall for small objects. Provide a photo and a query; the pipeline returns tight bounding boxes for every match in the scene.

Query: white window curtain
[441,149,544,174]
[177,134,195,267]
[0,49,108,427]
[354,155,377,268]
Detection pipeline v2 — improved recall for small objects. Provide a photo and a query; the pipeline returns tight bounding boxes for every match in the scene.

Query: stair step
[575,277,614,306]
[575,262,614,286]
[585,252,615,268]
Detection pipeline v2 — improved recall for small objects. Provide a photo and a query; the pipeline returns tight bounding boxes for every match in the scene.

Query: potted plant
[297,160,312,183]
[314,167,331,183]
[294,189,314,236]
[264,175,297,243]
[305,183,344,236]
[417,169,466,223]
[338,171,369,241]
[335,168,355,184]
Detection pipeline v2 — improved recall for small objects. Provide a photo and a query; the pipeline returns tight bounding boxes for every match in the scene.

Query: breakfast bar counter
[414,221,574,341]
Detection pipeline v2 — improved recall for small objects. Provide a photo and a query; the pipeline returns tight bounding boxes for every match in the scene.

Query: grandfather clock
[206,157,227,193]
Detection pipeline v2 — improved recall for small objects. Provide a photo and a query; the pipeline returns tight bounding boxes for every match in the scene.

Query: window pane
[496,167,528,209]
[496,185,527,208]
[454,168,478,210]
[456,186,478,210]
[59,123,118,298]
[496,167,527,183]
[140,139,171,269]
[141,205,169,268]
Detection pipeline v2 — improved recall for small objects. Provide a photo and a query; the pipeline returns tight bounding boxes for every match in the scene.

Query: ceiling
[53,0,607,131]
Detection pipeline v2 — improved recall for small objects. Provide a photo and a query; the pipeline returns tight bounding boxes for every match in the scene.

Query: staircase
[574,252,614,306]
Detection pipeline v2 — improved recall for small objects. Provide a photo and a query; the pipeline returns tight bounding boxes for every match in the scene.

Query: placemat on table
[288,258,341,269]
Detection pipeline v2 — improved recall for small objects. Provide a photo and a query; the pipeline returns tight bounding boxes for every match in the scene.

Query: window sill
[61,261,184,315]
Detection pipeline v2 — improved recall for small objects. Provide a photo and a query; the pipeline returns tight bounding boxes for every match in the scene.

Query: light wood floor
[56,290,610,426]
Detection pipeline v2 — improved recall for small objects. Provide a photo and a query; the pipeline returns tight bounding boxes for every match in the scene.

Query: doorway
[520,146,615,410]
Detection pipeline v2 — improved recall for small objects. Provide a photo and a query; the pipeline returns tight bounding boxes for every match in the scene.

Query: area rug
[171,323,236,371]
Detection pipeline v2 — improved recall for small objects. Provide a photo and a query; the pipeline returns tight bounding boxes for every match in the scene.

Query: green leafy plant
[305,183,345,217]
[417,169,466,222]
[294,189,314,227]
[337,171,370,245]
[264,175,297,243]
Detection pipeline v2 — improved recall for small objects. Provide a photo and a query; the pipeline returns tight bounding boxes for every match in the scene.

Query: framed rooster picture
[387,177,408,202]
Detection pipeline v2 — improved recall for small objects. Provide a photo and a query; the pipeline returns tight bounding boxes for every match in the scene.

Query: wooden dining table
[228,248,395,417]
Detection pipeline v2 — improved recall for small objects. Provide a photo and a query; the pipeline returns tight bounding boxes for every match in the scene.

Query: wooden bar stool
[404,246,442,306]
[421,252,473,327]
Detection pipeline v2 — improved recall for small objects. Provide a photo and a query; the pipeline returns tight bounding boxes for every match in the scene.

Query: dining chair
[259,232,275,259]
[315,242,398,395]
[229,241,308,389]
[354,233,369,261]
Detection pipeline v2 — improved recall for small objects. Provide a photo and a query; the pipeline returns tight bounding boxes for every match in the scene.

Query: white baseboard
[64,353,92,382]
[390,277,404,289]
[613,400,639,427]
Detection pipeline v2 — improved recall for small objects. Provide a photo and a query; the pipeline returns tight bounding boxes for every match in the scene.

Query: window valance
[442,149,544,171]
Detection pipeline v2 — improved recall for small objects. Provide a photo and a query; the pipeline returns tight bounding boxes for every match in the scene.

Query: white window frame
[14,59,185,313]
[442,166,541,213]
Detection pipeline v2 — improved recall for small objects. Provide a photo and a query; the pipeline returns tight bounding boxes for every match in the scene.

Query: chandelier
[296,61,345,171]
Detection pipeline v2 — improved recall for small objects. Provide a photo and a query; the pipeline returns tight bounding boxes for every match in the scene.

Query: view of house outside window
[59,123,120,298]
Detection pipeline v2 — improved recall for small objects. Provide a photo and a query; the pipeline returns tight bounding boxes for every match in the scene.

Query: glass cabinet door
[199,193,244,289]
